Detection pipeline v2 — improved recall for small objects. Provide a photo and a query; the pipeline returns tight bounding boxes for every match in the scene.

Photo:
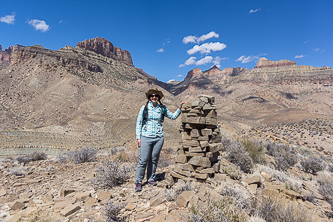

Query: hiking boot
[148,180,157,186]
[135,183,142,192]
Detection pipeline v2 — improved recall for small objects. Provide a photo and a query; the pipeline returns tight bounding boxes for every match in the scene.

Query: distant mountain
[0,37,332,149]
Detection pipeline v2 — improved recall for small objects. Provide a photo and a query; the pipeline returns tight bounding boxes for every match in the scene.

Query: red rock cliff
[76,37,133,66]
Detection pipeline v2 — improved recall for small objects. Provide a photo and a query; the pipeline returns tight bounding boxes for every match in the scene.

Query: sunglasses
[150,94,159,98]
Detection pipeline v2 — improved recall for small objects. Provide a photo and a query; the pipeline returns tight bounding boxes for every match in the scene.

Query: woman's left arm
[164,101,187,120]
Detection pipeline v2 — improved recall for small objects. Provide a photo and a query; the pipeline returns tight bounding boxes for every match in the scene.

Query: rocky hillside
[170,58,333,137]
[0,38,176,149]
[0,37,333,150]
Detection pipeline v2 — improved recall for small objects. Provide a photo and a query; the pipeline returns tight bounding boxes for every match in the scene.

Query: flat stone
[242,176,262,185]
[0,188,7,197]
[75,191,91,201]
[191,129,200,138]
[200,141,209,148]
[83,196,97,207]
[247,184,257,195]
[27,200,37,208]
[187,117,205,125]
[182,140,200,147]
[208,143,223,152]
[179,163,194,171]
[150,192,165,207]
[60,189,76,198]
[173,167,192,177]
[60,204,81,217]
[170,171,186,179]
[174,154,187,163]
[54,200,73,211]
[214,173,227,183]
[188,156,211,168]
[142,190,160,199]
[135,212,155,220]
[189,146,204,153]
[185,152,205,157]
[194,173,208,180]
[196,167,214,174]
[125,203,136,211]
[41,194,53,203]
[9,201,25,211]
[96,190,112,201]
[176,190,195,208]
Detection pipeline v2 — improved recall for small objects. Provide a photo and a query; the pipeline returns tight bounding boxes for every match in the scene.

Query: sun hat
[145,88,164,100]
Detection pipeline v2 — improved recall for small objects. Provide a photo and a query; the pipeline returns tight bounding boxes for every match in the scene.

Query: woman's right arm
[136,106,145,146]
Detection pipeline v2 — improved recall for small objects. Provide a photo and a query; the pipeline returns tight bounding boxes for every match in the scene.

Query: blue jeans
[135,136,164,184]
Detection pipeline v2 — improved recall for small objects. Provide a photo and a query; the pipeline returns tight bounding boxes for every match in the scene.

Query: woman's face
[149,94,160,103]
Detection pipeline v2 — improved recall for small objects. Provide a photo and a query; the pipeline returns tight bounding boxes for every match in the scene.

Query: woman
[135,88,186,192]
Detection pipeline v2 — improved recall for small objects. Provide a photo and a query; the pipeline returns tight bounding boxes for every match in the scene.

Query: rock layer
[76,37,133,66]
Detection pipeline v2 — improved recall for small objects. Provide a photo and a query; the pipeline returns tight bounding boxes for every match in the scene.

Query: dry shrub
[186,195,248,222]
[114,151,129,163]
[17,152,47,165]
[219,182,250,211]
[30,152,47,161]
[67,148,97,164]
[318,173,333,206]
[265,143,298,171]
[92,159,132,189]
[158,147,175,168]
[166,180,198,201]
[300,156,326,175]
[104,200,125,222]
[241,139,266,164]
[252,192,313,222]
[224,140,254,173]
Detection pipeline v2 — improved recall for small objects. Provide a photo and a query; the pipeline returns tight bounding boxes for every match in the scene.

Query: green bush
[241,139,266,164]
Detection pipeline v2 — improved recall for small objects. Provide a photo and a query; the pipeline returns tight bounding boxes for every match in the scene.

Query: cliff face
[76,37,133,66]
[0,44,25,69]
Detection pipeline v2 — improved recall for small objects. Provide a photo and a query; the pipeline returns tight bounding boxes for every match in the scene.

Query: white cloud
[167,79,176,83]
[295,55,304,59]
[183,31,219,44]
[183,35,197,44]
[213,56,228,68]
[177,74,183,77]
[236,55,259,63]
[27,19,50,32]
[179,56,197,67]
[0,12,15,24]
[197,31,219,43]
[249,8,261,13]
[180,56,225,67]
[196,56,213,65]
[156,48,164,53]
[187,42,227,55]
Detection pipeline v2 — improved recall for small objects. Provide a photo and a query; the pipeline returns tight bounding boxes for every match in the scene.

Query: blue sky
[1,0,332,82]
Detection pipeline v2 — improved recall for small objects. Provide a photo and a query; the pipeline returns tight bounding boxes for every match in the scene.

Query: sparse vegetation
[318,173,333,206]
[67,148,97,164]
[252,192,314,222]
[223,140,254,173]
[265,143,298,171]
[17,152,47,165]
[104,200,125,222]
[91,159,132,189]
[300,156,326,175]
[186,195,248,222]
[222,165,242,180]
[241,139,266,164]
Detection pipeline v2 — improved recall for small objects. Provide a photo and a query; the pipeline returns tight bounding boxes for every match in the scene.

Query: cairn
[171,95,223,182]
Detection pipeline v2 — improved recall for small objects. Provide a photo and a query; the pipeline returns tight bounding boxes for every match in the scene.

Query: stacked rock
[171,95,224,182]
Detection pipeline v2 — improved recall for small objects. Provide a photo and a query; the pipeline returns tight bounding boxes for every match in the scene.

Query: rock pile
[171,95,223,182]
